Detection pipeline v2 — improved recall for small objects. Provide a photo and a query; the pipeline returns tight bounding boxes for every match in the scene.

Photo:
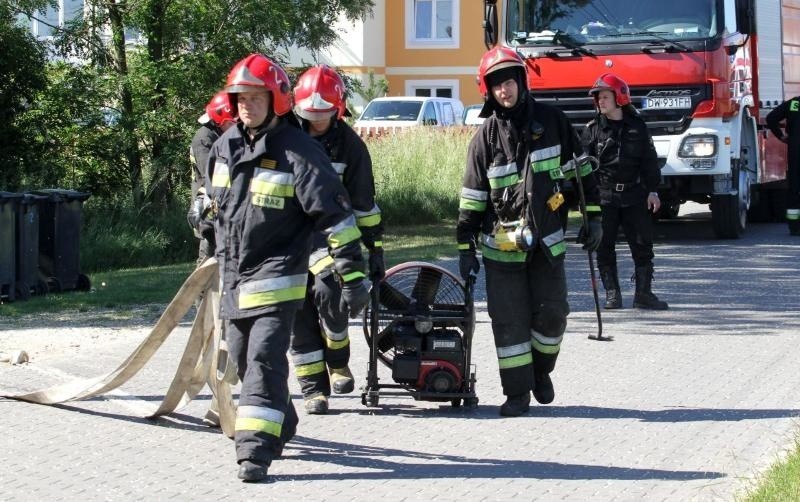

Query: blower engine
[361,261,477,408]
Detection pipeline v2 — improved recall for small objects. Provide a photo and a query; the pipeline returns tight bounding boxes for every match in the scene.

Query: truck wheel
[712,160,750,239]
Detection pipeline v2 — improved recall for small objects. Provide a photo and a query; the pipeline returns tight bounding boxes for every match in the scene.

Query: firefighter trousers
[597,203,655,272]
[485,249,569,397]
[227,311,299,465]
[290,271,350,398]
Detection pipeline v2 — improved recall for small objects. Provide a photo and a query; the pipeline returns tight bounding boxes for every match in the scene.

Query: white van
[353,96,465,137]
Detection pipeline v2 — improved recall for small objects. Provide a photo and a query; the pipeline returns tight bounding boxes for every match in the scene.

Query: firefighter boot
[304,394,329,415]
[329,365,355,394]
[238,460,269,482]
[599,268,622,309]
[533,373,555,404]
[633,266,669,310]
[500,392,531,417]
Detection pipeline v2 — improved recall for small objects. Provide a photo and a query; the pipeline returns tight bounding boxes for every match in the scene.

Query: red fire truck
[482,0,791,238]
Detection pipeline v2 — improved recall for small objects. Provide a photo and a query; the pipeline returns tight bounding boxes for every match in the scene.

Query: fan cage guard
[361,261,477,406]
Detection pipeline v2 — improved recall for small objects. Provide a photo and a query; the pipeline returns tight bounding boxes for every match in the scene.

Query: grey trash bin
[0,192,23,302]
[15,193,50,300]
[32,189,92,293]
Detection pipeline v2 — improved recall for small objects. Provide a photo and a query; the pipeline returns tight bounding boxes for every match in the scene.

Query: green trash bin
[15,193,50,300]
[0,192,23,302]
[32,189,92,293]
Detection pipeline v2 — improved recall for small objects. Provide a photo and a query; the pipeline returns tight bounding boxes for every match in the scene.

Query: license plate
[642,97,692,109]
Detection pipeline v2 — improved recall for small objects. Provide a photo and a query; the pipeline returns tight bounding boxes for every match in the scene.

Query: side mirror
[734,0,755,35]
[483,0,498,49]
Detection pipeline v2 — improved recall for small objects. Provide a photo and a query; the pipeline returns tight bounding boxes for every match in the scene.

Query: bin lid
[30,189,91,202]
[20,193,49,205]
[0,192,24,204]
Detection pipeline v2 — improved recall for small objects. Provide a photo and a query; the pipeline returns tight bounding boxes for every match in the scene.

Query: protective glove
[339,279,370,319]
[187,197,205,231]
[577,219,603,252]
[368,248,385,281]
[199,221,216,247]
[458,250,480,282]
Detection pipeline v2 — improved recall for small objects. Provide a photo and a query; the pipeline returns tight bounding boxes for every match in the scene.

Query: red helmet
[477,46,526,97]
[293,65,347,121]
[224,54,292,116]
[199,91,235,126]
[589,73,631,107]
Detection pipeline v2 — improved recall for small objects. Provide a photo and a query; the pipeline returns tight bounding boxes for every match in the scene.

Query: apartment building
[288,0,487,109]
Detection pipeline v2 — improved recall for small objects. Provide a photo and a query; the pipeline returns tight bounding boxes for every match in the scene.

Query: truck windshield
[359,101,423,121]
[505,0,718,46]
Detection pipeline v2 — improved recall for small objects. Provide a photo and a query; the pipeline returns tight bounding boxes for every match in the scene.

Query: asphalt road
[1,202,799,501]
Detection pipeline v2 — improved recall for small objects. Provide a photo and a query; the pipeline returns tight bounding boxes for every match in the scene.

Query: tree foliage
[0,0,47,189]
[6,0,374,209]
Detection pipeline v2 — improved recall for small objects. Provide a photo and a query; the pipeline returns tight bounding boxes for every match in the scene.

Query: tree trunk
[107,0,144,206]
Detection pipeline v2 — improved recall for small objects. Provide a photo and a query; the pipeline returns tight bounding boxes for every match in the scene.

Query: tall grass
[77,127,475,271]
[368,127,472,225]
[81,199,196,272]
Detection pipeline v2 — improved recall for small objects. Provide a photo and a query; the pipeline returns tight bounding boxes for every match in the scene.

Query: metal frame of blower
[360,262,478,408]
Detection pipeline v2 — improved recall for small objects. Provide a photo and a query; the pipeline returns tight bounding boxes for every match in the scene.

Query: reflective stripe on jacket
[206,119,364,319]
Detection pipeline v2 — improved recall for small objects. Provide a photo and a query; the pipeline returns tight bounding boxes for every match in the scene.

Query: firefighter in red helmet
[290,64,384,415]
[457,46,602,417]
[187,91,236,268]
[581,73,668,310]
[200,54,369,482]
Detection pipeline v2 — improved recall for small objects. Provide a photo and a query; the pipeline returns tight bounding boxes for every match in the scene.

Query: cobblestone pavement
[2,206,799,501]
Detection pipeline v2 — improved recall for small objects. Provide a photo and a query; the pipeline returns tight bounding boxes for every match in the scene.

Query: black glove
[368,248,385,281]
[339,279,370,319]
[199,221,216,246]
[187,197,204,230]
[458,250,480,281]
[577,219,603,251]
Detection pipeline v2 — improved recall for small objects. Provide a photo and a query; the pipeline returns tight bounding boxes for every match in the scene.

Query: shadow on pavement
[277,435,724,481]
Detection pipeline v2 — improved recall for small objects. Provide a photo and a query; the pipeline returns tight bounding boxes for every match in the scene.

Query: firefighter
[187,91,236,266]
[457,46,602,417]
[201,54,370,482]
[581,73,668,310]
[290,65,385,415]
[766,96,800,235]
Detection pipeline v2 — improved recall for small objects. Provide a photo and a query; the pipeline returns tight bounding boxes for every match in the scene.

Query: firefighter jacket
[766,97,800,194]
[205,118,365,319]
[580,112,660,207]
[307,120,383,275]
[457,94,601,266]
[190,123,221,200]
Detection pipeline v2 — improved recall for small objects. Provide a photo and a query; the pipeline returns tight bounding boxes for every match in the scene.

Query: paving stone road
[1,204,799,501]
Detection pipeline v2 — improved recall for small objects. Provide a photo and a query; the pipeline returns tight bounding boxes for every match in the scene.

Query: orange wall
[383,1,487,103]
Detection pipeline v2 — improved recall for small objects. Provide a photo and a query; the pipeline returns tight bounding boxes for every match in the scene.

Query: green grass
[742,436,800,501]
[0,223,456,319]
[0,262,194,319]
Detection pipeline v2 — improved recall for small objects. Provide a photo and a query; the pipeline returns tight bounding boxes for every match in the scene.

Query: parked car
[463,104,485,126]
[353,96,465,136]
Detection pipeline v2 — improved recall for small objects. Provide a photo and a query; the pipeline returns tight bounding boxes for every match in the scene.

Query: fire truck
[482,0,791,238]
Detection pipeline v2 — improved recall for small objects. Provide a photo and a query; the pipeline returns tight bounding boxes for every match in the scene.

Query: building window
[25,0,83,39]
[405,0,459,49]
[405,79,459,100]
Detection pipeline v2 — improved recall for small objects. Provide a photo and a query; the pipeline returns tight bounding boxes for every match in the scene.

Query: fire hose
[0,259,238,438]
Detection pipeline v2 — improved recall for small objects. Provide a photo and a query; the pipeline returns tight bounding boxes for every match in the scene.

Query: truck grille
[532,84,712,136]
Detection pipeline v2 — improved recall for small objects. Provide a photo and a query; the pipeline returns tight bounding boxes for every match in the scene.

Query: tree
[0,0,47,189]
[17,0,376,209]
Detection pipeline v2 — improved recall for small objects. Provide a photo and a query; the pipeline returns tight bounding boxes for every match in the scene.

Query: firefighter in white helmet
[290,64,384,415]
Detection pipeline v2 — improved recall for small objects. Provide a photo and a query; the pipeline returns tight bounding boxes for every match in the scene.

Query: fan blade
[411,267,442,306]
[374,326,395,353]
[379,282,411,311]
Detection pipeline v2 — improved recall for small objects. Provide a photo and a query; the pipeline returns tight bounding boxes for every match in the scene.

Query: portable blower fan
[361,261,477,408]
